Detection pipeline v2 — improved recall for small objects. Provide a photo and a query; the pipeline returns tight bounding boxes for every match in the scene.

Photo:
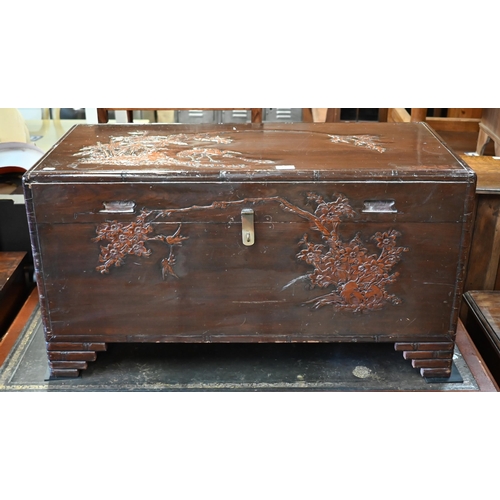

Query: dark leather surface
[0,306,479,392]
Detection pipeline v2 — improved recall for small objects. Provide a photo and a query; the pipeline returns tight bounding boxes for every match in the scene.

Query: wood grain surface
[23,123,476,377]
[0,252,29,337]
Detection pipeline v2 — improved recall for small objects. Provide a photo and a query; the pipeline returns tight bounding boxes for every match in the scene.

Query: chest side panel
[30,180,470,343]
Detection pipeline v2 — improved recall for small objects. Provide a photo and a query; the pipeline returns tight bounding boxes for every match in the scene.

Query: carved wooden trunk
[23,123,476,379]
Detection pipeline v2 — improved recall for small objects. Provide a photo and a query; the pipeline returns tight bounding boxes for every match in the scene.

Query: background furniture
[476,108,500,156]
[95,108,387,124]
[387,108,492,157]
[0,252,30,339]
[97,108,264,123]
[387,108,482,133]
[463,290,500,386]
[460,155,500,299]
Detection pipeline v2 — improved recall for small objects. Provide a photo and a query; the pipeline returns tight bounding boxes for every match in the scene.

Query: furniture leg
[394,341,454,378]
[46,341,107,377]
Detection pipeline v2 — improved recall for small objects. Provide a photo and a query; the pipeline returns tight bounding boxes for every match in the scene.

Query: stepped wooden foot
[395,341,454,378]
[46,342,107,378]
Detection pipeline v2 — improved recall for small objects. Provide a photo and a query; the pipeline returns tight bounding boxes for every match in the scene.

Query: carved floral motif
[74,132,275,168]
[74,130,387,169]
[93,193,408,312]
[292,193,408,311]
[328,134,386,153]
[93,211,188,279]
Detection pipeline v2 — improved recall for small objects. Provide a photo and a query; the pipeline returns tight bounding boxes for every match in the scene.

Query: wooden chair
[387,108,482,133]
[476,109,500,156]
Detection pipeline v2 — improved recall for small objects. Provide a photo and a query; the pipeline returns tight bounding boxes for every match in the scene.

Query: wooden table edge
[455,318,499,391]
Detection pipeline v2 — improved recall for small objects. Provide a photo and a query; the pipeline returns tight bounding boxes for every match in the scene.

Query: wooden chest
[23,122,476,379]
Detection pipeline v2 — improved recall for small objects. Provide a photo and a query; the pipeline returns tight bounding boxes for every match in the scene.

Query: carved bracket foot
[394,342,454,378]
[46,342,107,378]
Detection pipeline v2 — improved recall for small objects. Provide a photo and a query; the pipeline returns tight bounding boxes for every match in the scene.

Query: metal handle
[241,208,255,246]
[362,200,397,213]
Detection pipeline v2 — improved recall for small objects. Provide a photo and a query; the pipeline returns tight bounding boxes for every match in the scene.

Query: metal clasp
[241,208,255,246]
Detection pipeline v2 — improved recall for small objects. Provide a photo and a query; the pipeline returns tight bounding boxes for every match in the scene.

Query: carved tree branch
[159,196,332,237]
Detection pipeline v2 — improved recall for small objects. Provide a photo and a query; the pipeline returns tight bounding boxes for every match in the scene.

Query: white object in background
[0,142,45,172]
[17,108,44,120]
[0,142,45,205]
[84,108,98,124]
[115,110,129,123]
[0,109,31,142]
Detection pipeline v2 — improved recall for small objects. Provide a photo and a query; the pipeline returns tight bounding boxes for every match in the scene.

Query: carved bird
[161,256,178,280]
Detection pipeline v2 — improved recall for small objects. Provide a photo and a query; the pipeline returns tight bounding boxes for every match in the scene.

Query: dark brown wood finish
[0,252,29,338]
[394,341,455,378]
[459,156,500,321]
[23,123,476,378]
[455,318,499,391]
[463,291,500,385]
[0,286,39,368]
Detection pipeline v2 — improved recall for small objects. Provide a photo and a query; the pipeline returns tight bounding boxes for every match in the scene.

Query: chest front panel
[29,178,469,344]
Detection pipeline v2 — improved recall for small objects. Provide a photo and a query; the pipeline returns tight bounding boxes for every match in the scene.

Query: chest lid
[24,122,475,184]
